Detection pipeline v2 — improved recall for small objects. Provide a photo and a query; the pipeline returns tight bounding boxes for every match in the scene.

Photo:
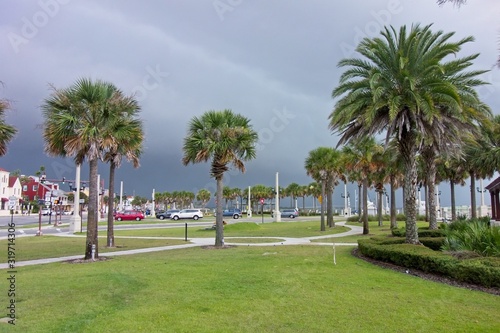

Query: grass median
[3,245,499,332]
[111,221,350,238]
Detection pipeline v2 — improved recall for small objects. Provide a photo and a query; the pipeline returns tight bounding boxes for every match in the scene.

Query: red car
[114,210,145,221]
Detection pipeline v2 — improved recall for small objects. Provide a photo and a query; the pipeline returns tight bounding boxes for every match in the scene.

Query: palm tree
[436,155,468,221]
[42,78,133,259]
[307,182,320,213]
[286,183,301,210]
[0,95,17,156]
[182,109,257,247]
[103,114,143,248]
[329,24,491,244]
[341,137,384,234]
[384,140,405,229]
[305,147,342,230]
[196,189,211,208]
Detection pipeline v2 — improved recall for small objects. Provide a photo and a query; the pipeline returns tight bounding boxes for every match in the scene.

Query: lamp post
[435,188,442,219]
[274,172,281,222]
[341,182,350,217]
[69,164,82,233]
[477,178,488,217]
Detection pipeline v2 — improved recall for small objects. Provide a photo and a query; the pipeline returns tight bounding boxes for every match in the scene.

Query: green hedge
[358,238,500,288]
[391,227,444,238]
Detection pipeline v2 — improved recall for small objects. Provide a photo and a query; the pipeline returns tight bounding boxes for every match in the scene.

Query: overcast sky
[1,0,499,208]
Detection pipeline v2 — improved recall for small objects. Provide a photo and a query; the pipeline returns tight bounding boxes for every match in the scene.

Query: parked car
[220,208,242,219]
[170,209,204,220]
[114,210,145,221]
[272,208,299,219]
[156,209,180,220]
[41,209,53,216]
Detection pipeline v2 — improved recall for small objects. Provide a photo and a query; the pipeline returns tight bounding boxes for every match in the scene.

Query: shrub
[358,237,500,288]
[442,219,500,257]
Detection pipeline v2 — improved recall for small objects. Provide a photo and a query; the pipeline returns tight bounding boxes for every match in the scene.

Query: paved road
[0,214,321,237]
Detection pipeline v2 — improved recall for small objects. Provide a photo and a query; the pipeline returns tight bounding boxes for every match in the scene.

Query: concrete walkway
[0,221,362,269]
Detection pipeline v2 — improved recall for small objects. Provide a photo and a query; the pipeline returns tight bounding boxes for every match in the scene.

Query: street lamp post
[274,172,281,222]
[477,178,488,217]
[341,182,350,217]
[69,164,82,233]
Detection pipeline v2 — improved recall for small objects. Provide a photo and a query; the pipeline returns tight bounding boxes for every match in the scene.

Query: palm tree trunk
[320,180,326,232]
[362,178,369,235]
[215,175,224,247]
[84,158,99,259]
[470,172,477,219]
[403,151,419,245]
[424,184,429,222]
[450,181,456,221]
[377,189,383,227]
[390,177,398,229]
[326,179,334,228]
[357,183,362,223]
[107,161,116,248]
[427,156,438,230]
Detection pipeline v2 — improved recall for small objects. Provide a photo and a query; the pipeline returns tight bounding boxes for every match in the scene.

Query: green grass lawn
[111,221,350,238]
[0,236,188,262]
[2,246,499,332]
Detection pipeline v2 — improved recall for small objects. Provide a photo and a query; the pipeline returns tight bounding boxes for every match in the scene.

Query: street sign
[8,196,17,209]
[79,199,85,203]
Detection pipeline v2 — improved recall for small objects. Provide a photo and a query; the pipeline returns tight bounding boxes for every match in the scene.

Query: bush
[441,218,500,257]
[358,237,500,288]
[420,237,445,251]
[391,227,444,238]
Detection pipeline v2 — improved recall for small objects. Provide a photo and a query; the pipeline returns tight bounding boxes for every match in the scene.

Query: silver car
[171,209,204,220]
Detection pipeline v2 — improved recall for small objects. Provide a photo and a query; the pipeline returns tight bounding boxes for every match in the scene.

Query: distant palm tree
[286,183,301,210]
[182,110,257,247]
[305,147,342,230]
[329,24,491,244]
[0,95,17,156]
[341,137,384,234]
[196,189,211,208]
[42,78,136,259]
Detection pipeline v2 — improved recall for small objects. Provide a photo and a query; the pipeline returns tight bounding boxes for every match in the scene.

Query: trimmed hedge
[391,227,444,238]
[358,237,500,288]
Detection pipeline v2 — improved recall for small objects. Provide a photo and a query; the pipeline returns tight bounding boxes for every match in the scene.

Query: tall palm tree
[182,109,257,247]
[42,78,133,259]
[103,115,143,248]
[0,96,17,156]
[329,24,491,244]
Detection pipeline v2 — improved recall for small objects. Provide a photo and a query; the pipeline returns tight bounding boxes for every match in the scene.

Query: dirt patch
[352,248,500,296]
[201,245,237,250]
[65,257,112,264]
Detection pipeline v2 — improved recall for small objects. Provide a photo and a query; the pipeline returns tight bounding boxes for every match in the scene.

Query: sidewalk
[0,222,361,269]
